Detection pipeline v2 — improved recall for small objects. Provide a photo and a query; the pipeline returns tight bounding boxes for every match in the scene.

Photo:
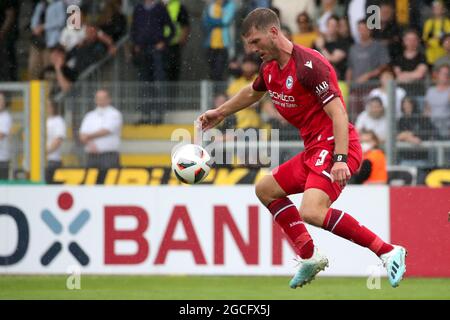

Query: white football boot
[380,245,407,288]
[289,247,329,289]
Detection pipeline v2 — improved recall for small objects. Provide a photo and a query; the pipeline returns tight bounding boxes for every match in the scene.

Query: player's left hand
[330,162,351,187]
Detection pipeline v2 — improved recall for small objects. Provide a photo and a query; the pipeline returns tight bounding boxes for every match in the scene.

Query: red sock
[268,198,314,259]
[322,208,393,256]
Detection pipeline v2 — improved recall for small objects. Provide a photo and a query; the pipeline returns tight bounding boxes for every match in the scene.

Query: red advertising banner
[390,187,450,277]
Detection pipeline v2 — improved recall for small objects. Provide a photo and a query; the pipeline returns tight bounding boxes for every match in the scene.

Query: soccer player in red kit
[197,8,407,288]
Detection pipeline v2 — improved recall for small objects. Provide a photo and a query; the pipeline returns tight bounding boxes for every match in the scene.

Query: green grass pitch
[0,276,449,300]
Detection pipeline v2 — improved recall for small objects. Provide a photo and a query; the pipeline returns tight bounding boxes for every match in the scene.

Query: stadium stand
[0,0,448,184]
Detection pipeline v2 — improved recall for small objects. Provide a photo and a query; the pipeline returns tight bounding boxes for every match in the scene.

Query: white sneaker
[289,247,329,289]
[380,245,407,288]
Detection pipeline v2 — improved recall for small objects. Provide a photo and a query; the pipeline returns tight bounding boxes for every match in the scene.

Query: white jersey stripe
[330,211,345,233]
[323,94,335,104]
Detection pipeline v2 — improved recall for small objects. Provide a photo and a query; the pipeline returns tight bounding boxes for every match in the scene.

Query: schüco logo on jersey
[268,90,295,102]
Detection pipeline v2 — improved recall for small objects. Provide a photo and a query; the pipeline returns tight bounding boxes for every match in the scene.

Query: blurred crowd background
[0,0,449,185]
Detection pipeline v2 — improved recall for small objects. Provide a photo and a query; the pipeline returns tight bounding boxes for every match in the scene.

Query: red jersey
[252,44,359,149]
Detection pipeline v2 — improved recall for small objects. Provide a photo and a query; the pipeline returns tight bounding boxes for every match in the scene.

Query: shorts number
[315,149,329,166]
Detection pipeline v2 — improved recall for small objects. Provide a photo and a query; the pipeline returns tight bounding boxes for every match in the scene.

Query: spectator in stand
[60,10,117,71]
[397,96,441,144]
[46,99,66,181]
[41,0,66,57]
[368,68,407,118]
[71,25,117,75]
[29,0,50,80]
[371,1,401,59]
[0,0,19,81]
[42,45,79,94]
[346,19,390,84]
[422,0,450,65]
[79,89,123,169]
[272,0,316,35]
[164,0,190,81]
[131,0,176,125]
[396,96,441,165]
[314,15,350,80]
[59,11,88,54]
[393,0,421,32]
[228,46,260,79]
[227,55,259,97]
[225,55,262,131]
[0,92,12,180]
[345,0,366,43]
[131,0,175,82]
[97,0,127,42]
[292,12,318,48]
[424,64,450,138]
[434,33,450,70]
[355,97,387,143]
[351,130,387,185]
[338,16,354,46]
[393,29,428,84]
[317,0,340,35]
[202,0,236,81]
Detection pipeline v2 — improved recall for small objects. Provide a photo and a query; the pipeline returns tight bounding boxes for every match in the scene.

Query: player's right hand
[197,109,225,131]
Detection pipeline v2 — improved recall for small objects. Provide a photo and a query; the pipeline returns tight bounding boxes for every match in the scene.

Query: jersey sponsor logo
[268,90,295,102]
[315,81,329,96]
[268,90,298,108]
[304,60,313,69]
[286,76,294,89]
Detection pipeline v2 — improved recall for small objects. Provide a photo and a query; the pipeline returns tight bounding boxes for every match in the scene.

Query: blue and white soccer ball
[171,144,211,184]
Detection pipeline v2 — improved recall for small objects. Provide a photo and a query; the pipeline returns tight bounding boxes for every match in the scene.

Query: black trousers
[86,152,120,169]
[167,44,182,81]
[0,161,10,180]
[207,48,228,81]
[46,160,62,183]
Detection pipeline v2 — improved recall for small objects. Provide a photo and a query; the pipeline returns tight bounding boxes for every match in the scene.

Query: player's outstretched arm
[197,84,266,131]
[324,98,351,187]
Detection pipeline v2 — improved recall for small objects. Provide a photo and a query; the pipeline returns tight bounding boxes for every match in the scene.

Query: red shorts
[272,140,362,203]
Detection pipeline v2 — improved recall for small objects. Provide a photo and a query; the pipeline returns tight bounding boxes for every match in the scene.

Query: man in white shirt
[0,92,12,180]
[368,69,407,118]
[79,89,123,169]
[46,99,66,179]
[355,97,387,144]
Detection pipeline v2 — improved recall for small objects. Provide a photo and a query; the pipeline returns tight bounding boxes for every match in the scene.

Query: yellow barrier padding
[121,124,195,140]
[425,169,450,187]
[30,81,43,182]
[120,154,172,166]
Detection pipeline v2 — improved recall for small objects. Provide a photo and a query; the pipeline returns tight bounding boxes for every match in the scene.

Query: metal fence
[53,77,449,169]
[1,74,448,181]
[0,83,30,180]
